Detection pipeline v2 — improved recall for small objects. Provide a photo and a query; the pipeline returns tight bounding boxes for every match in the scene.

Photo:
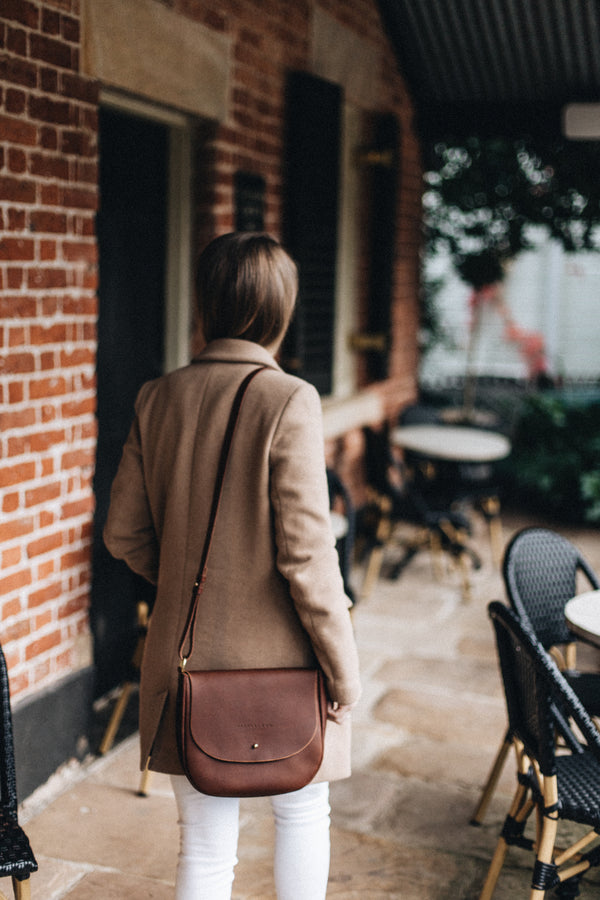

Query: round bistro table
[565,590,600,647]
[391,424,511,463]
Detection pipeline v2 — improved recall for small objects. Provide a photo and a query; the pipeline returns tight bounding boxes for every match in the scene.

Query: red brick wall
[1,0,99,698]
[1,0,421,704]
[190,0,312,244]
[188,0,423,500]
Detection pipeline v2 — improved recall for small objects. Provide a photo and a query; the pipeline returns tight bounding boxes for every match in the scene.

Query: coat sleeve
[269,381,361,706]
[103,391,159,585]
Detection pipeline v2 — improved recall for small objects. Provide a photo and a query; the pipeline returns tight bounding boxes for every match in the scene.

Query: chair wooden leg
[529,776,559,900]
[550,832,595,894]
[479,742,535,900]
[479,781,535,900]
[480,496,503,567]
[555,829,597,869]
[457,552,472,603]
[489,515,503,569]
[99,601,149,755]
[138,759,152,796]
[360,496,391,600]
[428,530,444,580]
[12,876,31,900]
[361,545,384,600]
[471,729,512,825]
[564,642,577,671]
[479,835,510,900]
[98,681,134,754]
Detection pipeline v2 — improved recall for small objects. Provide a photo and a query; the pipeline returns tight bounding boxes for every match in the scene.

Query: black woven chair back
[327,468,354,534]
[0,644,18,821]
[326,468,356,605]
[0,641,38,886]
[362,425,432,522]
[502,526,600,650]
[362,425,393,498]
[398,403,441,425]
[489,601,600,778]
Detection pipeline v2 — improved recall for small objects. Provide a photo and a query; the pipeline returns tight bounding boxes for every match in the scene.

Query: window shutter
[365,113,400,381]
[282,71,342,395]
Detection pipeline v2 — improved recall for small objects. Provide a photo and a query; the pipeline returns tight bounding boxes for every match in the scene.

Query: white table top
[565,590,600,646]
[391,424,512,463]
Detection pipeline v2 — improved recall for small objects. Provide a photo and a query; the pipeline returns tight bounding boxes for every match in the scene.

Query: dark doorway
[92,107,168,698]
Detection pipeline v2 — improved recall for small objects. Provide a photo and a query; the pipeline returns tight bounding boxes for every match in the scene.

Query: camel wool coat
[104,338,361,782]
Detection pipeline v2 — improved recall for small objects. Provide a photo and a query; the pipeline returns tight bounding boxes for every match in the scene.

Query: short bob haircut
[196,232,298,348]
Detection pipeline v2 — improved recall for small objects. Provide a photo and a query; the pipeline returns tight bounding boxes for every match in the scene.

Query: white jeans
[171,776,331,900]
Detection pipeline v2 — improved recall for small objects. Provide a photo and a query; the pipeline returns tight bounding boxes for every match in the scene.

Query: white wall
[420,230,600,384]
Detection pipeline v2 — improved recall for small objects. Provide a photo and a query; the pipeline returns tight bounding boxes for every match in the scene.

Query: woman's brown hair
[196,232,298,348]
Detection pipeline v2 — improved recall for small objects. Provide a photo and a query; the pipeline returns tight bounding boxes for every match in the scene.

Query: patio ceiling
[376,0,600,140]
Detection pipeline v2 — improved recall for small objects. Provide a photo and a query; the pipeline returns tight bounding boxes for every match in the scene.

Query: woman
[104,232,361,899]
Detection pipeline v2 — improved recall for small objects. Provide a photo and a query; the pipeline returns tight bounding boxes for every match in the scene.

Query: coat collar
[192,338,282,371]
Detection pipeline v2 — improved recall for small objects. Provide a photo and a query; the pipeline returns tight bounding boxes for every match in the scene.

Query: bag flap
[183,668,324,764]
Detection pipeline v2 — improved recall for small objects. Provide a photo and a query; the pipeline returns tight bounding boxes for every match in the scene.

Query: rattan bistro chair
[0,644,37,899]
[360,424,479,601]
[480,602,600,900]
[471,527,600,826]
[398,404,505,566]
[327,468,357,606]
[504,528,600,671]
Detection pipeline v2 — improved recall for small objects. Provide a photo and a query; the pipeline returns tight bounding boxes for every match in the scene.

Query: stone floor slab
[24,773,178,882]
[372,734,516,796]
[62,871,174,898]
[373,685,506,748]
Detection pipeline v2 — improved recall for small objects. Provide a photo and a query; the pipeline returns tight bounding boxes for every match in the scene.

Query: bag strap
[178,366,265,667]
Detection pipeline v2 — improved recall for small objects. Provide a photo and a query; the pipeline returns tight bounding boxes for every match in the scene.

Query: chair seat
[557,750,600,825]
[564,670,600,717]
[0,814,37,879]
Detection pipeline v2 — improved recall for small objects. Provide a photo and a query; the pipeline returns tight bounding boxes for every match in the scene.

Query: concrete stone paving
[3,509,600,899]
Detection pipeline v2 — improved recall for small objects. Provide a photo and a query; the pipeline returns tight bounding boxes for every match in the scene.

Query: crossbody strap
[178,366,265,667]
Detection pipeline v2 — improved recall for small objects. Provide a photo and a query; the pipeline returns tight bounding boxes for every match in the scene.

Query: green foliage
[581,472,600,523]
[419,274,453,354]
[503,392,600,524]
[423,136,600,286]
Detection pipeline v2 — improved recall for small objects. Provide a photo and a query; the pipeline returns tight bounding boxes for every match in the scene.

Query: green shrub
[502,392,600,524]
